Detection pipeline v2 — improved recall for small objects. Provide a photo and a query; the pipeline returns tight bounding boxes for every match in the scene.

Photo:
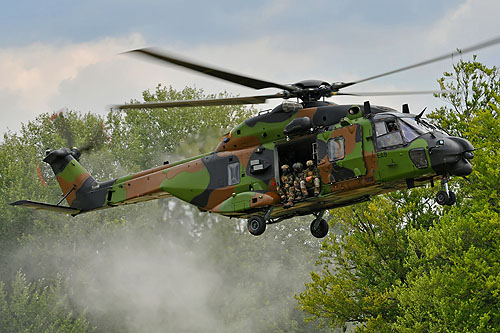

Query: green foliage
[393,60,500,332]
[393,204,500,332]
[430,55,500,137]
[298,189,437,331]
[298,58,500,331]
[0,271,92,332]
[106,84,255,170]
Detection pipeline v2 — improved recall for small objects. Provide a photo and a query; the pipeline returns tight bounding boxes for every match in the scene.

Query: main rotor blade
[334,35,500,90]
[333,89,455,96]
[112,93,285,110]
[126,48,297,92]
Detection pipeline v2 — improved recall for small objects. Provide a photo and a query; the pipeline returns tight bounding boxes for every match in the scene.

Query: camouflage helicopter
[11,36,500,238]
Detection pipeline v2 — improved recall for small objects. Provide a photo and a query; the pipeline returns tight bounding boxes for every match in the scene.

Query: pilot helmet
[281,164,290,171]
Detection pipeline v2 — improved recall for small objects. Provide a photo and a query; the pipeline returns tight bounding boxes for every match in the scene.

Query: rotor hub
[291,80,333,101]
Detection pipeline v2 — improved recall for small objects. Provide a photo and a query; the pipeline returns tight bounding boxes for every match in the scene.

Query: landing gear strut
[436,175,456,206]
[310,210,329,238]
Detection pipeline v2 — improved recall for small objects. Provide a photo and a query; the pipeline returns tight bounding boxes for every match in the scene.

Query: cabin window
[327,137,345,162]
[227,162,240,186]
[375,119,404,149]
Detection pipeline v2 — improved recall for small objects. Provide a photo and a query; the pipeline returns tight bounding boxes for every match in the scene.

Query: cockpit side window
[375,122,387,136]
[375,119,404,149]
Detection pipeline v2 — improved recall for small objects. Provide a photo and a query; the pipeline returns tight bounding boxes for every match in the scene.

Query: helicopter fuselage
[96,101,473,221]
[12,101,474,236]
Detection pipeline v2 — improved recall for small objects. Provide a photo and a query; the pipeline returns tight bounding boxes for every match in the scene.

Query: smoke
[71,225,222,331]
[13,199,324,332]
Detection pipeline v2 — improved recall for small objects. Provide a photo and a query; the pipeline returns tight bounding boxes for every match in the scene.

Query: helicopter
[11,36,500,238]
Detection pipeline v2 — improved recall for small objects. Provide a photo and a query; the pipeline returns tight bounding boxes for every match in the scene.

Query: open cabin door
[316,124,367,184]
[274,135,317,185]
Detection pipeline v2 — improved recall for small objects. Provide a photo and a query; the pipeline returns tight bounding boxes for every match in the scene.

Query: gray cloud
[2,0,500,139]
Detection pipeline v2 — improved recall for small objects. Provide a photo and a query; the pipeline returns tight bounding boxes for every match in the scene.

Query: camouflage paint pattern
[14,101,473,221]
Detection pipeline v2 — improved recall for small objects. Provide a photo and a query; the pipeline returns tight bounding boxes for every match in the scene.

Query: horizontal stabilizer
[10,200,81,216]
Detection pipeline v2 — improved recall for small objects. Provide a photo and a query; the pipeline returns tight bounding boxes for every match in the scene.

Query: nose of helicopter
[428,136,474,176]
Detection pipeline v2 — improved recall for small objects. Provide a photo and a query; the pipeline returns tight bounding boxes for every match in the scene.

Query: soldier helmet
[306,160,314,167]
[281,164,290,170]
[292,162,303,172]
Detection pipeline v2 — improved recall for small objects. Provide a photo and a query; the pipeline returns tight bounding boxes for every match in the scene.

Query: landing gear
[310,210,329,238]
[246,207,330,238]
[247,207,274,236]
[310,219,329,238]
[247,216,266,236]
[435,175,456,206]
[446,191,456,206]
[436,190,449,205]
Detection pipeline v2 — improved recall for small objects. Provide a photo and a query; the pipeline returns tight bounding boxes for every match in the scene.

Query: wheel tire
[436,190,449,206]
[446,191,456,206]
[247,216,266,236]
[310,218,329,238]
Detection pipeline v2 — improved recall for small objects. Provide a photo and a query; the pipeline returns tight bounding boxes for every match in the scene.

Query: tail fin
[43,148,106,211]
[11,148,112,215]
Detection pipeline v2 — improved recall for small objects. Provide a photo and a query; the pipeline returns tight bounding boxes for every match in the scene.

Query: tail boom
[10,149,212,215]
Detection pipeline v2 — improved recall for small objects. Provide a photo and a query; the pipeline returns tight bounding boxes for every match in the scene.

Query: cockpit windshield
[399,117,436,142]
[373,113,441,149]
[402,117,436,132]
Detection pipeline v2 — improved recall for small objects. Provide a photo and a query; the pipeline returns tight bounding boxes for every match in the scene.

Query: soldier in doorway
[303,160,321,196]
[292,162,306,201]
[278,164,295,208]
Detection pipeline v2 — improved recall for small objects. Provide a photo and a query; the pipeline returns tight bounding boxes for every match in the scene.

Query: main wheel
[446,191,456,206]
[436,190,449,206]
[310,218,329,238]
[247,216,266,236]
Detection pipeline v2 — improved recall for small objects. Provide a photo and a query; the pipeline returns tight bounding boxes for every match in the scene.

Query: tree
[298,188,438,331]
[106,84,255,170]
[393,60,500,332]
[298,58,500,331]
[0,271,92,332]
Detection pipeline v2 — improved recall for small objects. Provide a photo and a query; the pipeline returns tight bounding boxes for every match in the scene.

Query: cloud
[427,0,500,47]
[2,0,500,138]
[0,34,146,134]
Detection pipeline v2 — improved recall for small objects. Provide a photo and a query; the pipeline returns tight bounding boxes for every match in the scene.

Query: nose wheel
[436,176,456,206]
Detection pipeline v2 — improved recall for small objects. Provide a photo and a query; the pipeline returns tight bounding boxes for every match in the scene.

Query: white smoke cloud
[12,201,324,332]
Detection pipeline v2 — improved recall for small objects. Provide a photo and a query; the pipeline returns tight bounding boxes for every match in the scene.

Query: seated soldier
[278,164,295,208]
[292,162,306,201]
[303,160,320,196]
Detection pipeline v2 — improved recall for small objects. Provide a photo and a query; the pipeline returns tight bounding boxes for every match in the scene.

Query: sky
[1,0,500,137]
